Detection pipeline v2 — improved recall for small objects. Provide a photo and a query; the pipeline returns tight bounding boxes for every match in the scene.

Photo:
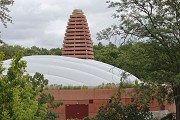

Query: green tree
[0,40,61,60]
[0,0,14,27]
[49,48,61,55]
[0,51,62,119]
[117,42,152,79]
[94,42,119,67]
[0,40,26,60]
[95,86,153,120]
[96,101,153,120]
[1,45,25,60]
[99,0,180,118]
[24,46,42,56]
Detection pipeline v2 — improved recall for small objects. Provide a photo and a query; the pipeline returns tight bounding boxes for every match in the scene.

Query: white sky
[0,0,117,49]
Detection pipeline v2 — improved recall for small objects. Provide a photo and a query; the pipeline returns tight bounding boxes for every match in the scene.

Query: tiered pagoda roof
[61,9,94,59]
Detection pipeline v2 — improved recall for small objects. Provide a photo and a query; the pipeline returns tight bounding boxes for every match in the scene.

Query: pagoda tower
[61,9,94,59]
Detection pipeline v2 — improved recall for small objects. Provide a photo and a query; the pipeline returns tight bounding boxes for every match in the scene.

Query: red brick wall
[45,88,175,120]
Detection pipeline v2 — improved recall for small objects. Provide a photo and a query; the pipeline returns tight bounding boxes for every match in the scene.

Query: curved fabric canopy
[3,55,139,86]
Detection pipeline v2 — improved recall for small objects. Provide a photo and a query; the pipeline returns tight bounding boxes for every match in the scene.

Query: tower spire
[61,9,94,59]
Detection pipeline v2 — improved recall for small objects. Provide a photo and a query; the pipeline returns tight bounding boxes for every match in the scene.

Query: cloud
[0,0,117,49]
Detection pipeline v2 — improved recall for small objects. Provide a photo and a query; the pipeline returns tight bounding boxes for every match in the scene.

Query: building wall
[45,88,175,120]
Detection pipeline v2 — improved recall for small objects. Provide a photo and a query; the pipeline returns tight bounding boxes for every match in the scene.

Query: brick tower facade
[61,9,94,59]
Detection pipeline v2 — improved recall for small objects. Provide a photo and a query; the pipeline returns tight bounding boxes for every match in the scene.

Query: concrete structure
[61,9,94,59]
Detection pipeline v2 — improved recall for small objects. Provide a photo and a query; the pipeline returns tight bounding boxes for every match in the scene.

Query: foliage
[45,85,88,90]
[38,93,63,120]
[161,113,176,120]
[49,48,61,55]
[94,42,120,67]
[132,81,170,112]
[0,44,25,60]
[44,82,134,90]
[94,42,175,104]
[83,117,95,120]
[0,0,14,27]
[23,46,61,56]
[100,0,180,46]
[94,82,134,89]
[98,0,180,118]
[0,51,62,120]
[95,88,153,120]
[94,42,152,79]
[0,40,61,60]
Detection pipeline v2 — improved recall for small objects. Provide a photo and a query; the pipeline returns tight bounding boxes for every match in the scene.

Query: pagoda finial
[72,9,84,14]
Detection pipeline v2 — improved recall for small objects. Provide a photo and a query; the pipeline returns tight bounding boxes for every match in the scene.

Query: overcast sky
[0,0,117,49]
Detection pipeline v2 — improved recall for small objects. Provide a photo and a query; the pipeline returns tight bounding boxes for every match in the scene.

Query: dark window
[89,100,93,104]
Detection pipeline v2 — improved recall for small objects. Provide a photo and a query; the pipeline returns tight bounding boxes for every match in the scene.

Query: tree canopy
[0,40,61,60]
[0,51,62,120]
[0,0,14,27]
[97,0,180,119]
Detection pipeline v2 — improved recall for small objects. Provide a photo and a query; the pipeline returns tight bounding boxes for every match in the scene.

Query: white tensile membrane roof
[3,55,139,86]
